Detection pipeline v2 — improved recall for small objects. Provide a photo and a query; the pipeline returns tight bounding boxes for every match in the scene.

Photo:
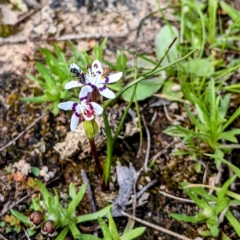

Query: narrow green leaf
[55,227,69,240]
[108,211,120,240]
[219,94,230,119]
[184,104,204,130]
[26,73,45,87]
[69,182,76,199]
[80,234,102,240]
[10,209,31,225]
[217,175,237,205]
[170,213,206,223]
[120,227,146,240]
[98,217,112,240]
[225,210,240,237]
[218,130,240,143]
[191,94,210,126]
[31,197,42,212]
[21,95,51,103]
[69,222,81,239]
[76,205,111,224]
[67,184,86,217]
[219,1,240,20]
[35,62,55,88]
[222,107,240,131]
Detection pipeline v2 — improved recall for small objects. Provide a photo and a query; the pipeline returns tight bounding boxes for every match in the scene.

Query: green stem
[112,84,138,147]
[102,111,113,189]
[103,48,198,110]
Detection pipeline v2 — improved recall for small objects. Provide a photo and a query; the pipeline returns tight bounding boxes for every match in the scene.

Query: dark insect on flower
[29,211,43,226]
[70,63,86,84]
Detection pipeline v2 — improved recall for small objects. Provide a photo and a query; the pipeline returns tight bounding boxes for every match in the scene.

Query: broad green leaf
[67,184,86,217]
[180,58,214,77]
[13,226,21,233]
[10,209,31,225]
[31,167,40,177]
[120,227,146,240]
[161,80,183,102]
[122,78,164,102]
[26,228,37,237]
[98,217,112,240]
[108,211,120,240]
[155,25,179,65]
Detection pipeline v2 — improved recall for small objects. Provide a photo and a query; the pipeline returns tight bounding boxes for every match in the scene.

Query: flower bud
[41,220,55,235]
[29,211,42,226]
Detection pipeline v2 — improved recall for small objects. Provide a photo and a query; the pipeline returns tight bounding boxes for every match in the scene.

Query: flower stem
[88,138,103,178]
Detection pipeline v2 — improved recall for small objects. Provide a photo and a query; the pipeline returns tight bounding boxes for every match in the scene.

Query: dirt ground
[0,0,239,240]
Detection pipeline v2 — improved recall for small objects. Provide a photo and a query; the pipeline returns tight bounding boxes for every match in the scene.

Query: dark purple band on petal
[80,96,88,101]
[72,102,78,111]
[105,77,110,83]
[93,63,98,68]
[97,71,102,75]
[89,103,93,109]
[75,112,80,117]
[99,85,107,92]
[87,83,95,89]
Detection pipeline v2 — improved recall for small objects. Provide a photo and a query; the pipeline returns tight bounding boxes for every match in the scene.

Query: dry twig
[121,211,193,240]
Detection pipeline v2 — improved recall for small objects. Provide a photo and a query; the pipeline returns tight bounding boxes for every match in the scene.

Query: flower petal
[100,72,122,84]
[79,86,92,103]
[70,113,80,131]
[83,115,94,121]
[65,80,83,89]
[58,101,77,111]
[90,102,103,115]
[97,84,115,99]
[91,60,103,75]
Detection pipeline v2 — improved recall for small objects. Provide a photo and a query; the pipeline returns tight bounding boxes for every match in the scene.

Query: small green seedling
[98,210,146,240]
[21,45,71,115]
[11,179,111,239]
[164,80,240,163]
[171,175,240,237]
